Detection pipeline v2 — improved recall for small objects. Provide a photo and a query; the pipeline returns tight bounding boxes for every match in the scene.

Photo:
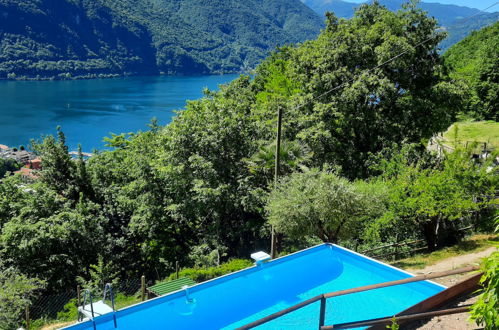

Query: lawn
[442,121,499,150]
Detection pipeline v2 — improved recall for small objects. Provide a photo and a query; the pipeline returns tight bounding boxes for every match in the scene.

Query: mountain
[302,0,358,18]
[440,12,499,51]
[0,0,324,79]
[301,0,498,50]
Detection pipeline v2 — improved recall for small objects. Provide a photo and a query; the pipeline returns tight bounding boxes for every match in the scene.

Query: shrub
[470,216,499,329]
[167,259,253,283]
[470,249,499,329]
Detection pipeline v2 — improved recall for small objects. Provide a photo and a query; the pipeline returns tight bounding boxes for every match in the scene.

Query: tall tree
[255,1,462,178]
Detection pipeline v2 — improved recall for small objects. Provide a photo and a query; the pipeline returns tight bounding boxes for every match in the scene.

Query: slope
[301,0,498,50]
[443,21,498,119]
[0,0,324,79]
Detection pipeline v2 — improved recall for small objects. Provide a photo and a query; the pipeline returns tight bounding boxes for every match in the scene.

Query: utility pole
[271,105,283,259]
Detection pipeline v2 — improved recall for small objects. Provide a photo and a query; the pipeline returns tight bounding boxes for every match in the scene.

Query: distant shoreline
[0,71,246,82]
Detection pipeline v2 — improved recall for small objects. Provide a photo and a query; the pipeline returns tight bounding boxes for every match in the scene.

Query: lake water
[0,74,238,151]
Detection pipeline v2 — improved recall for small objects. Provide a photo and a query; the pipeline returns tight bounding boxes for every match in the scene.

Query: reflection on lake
[0,74,238,151]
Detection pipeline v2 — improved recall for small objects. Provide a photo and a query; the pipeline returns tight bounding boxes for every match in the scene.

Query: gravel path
[403,247,497,330]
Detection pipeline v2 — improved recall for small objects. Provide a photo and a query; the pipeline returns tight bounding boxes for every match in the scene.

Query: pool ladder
[79,283,118,329]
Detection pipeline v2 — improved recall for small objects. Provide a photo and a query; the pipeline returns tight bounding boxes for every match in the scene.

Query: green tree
[32,128,76,201]
[0,158,20,179]
[266,169,386,243]
[270,1,461,178]
[369,145,497,250]
[0,261,44,330]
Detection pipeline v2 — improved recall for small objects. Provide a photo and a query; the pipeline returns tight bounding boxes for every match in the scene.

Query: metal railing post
[77,285,81,306]
[319,295,326,329]
[141,275,146,301]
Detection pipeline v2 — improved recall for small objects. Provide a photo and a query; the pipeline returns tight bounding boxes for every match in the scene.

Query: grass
[32,293,142,330]
[391,234,498,270]
[442,121,499,150]
[114,293,142,310]
[39,321,75,330]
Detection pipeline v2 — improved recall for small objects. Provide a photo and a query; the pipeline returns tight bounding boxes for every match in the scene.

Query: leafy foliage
[0,261,44,330]
[367,144,497,250]
[470,217,499,328]
[266,170,387,242]
[470,236,499,328]
[274,2,460,178]
[0,0,323,79]
[167,259,253,283]
[0,158,20,179]
[444,22,499,120]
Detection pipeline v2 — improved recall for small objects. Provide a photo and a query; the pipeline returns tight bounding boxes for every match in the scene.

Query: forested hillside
[301,0,499,51]
[440,12,499,51]
[444,21,498,120]
[0,0,323,79]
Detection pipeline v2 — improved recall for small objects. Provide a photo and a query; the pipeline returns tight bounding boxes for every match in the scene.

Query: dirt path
[404,246,497,330]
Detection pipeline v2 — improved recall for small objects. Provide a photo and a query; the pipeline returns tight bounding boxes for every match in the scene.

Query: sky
[346,0,499,11]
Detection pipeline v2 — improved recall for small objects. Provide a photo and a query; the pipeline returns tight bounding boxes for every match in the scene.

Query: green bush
[167,259,253,283]
[56,299,78,322]
[470,249,499,329]
[470,217,499,329]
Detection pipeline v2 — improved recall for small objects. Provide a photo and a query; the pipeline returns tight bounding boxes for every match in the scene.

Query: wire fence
[30,290,77,321]
[354,224,474,262]
[28,277,143,325]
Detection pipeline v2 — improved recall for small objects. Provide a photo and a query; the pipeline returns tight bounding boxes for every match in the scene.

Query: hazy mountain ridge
[0,0,324,79]
[301,0,498,51]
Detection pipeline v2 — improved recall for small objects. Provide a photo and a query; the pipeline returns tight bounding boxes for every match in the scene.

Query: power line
[291,1,499,110]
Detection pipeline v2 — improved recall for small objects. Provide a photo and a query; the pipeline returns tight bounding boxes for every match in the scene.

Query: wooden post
[319,296,326,328]
[77,285,81,306]
[271,105,283,259]
[25,305,30,329]
[141,275,146,301]
[176,261,180,280]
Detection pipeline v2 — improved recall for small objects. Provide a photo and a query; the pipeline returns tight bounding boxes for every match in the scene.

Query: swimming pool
[65,244,445,329]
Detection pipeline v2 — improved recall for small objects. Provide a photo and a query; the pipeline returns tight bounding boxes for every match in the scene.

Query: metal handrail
[236,265,479,330]
[321,305,473,329]
[103,283,118,328]
[80,289,96,330]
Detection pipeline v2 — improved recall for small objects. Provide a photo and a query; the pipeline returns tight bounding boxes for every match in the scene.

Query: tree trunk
[423,217,439,252]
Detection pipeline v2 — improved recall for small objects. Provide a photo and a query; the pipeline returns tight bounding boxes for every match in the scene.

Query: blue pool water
[66,244,445,329]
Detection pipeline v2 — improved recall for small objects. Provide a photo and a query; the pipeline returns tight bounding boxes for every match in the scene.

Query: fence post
[77,285,81,306]
[319,296,326,328]
[141,275,146,301]
[25,305,30,329]
[176,261,179,279]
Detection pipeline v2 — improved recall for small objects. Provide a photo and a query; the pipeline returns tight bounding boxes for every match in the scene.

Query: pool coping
[332,244,447,290]
[64,243,446,329]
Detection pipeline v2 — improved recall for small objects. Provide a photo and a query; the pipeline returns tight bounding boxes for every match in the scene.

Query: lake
[0,74,238,151]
